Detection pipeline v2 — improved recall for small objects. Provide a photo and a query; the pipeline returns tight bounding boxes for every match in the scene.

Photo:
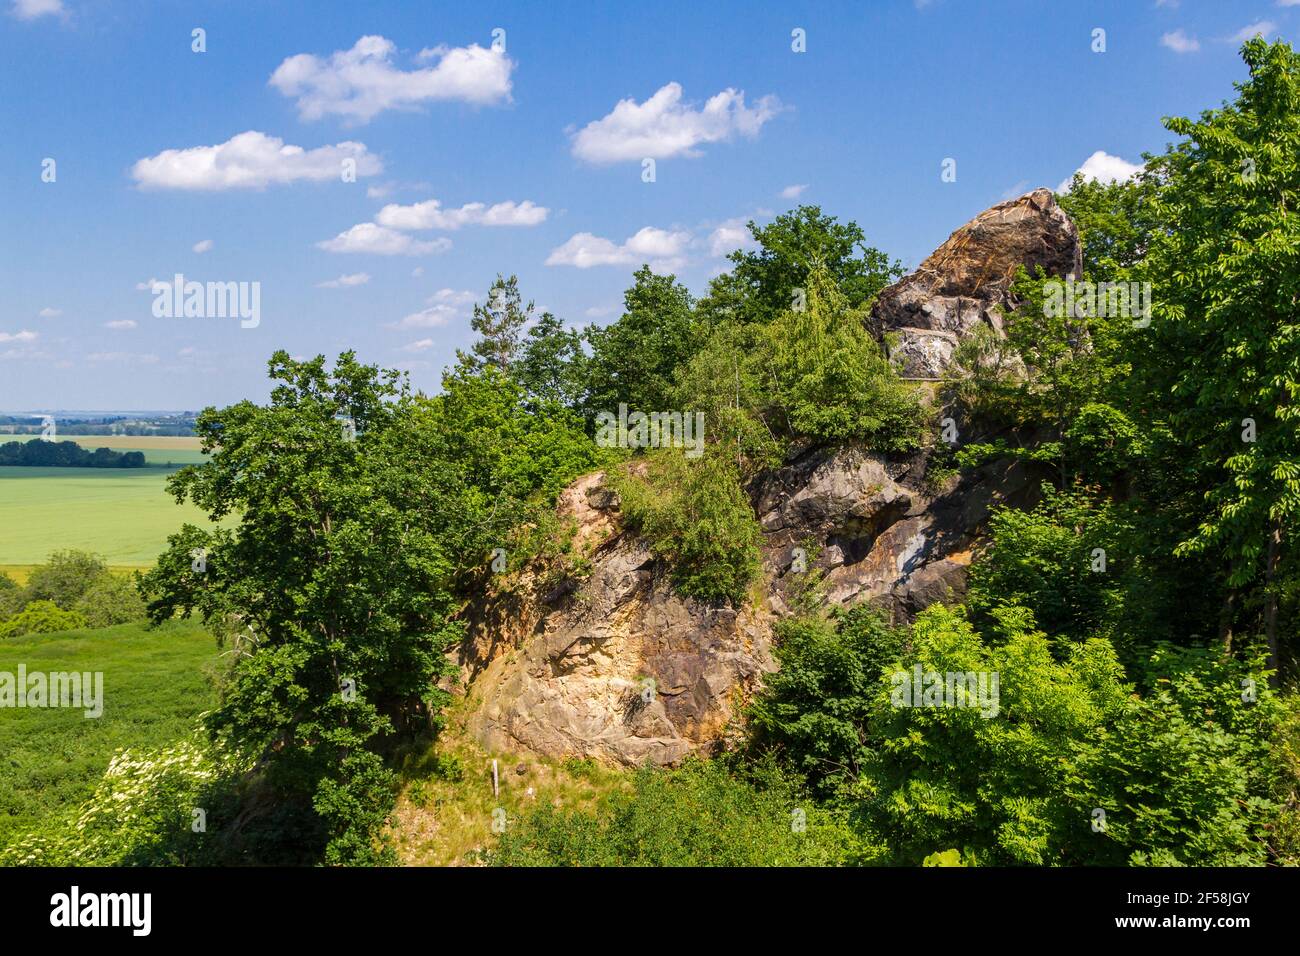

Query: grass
[389,706,629,866]
[0,618,221,848]
[0,464,231,566]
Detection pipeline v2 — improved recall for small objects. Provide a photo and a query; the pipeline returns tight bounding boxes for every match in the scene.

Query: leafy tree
[669,320,785,475]
[141,353,468,862]
[515,311,588,412]
[767,261,924,449]
[584,266,699,418]
[706,205,903,325]
[139,352,598,863]
[1057,163,1165,279]
[74,574,146,628]
[1135,39,1300,675]
[25,550,109,610]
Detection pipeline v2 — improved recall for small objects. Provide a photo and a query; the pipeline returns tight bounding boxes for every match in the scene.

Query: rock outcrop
[457,188,1079,768]
[461,474,774,767]
[871,188,1082,378]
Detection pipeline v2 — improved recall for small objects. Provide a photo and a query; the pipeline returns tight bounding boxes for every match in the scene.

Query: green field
[0,434,208,466]
[0,619,220,847]
[0,464,229,567]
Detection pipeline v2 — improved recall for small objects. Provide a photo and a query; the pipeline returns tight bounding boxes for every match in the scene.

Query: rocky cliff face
[871,188,1081,379]
[457,189,1079,768]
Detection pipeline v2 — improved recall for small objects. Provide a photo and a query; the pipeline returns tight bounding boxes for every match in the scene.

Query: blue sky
[0,0,1292,411]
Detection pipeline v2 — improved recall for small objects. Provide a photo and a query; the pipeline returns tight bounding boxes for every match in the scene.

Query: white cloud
[399,338,436,352]
[375,198,548,231]
[316,272,372,288]
[104,320,138,330]
[1160,29,1200,53]
[317,222,452,256]
[571,82,781,164]
[132,131,381,191]
[37,307,61,318]
[0,330,38,343]
[707,218,757,257]
[1227,21,1277,42]
[270,35,514,123]
[1057,150,1143,192]
[9,0,63,20]
[391,288,475,328]
[546,226,692,270]
[367,183,394,199]
[584,304,618,319]
[1278,0,1300,7]
[192,239,214,254]
[779,183,808,200]
[411,266,425,277]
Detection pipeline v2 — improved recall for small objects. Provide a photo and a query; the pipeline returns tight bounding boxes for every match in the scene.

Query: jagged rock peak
[871,187,1082,379]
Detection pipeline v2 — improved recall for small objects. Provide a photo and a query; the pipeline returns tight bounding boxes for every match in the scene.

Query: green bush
[24,550,109,610]
[767,261,924,450]
[74,574,146,628]
[750,605,904,794]
[610,450,761,603]
[488,758,864,866]
[0,600,86,638]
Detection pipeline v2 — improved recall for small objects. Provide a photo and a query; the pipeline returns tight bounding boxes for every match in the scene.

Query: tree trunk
[1264,520,1282,688]
[1218,590,1236,659]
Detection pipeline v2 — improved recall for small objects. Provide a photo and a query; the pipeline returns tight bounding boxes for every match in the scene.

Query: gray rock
[872,188,1082,378]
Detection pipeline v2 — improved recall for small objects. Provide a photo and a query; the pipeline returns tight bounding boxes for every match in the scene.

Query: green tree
[24,550,109,610]
[515,311,588,412]
[73,573,146,628]
[704,205,903,326]
[767,261,924,449]
[584,266,699,417]
[457,274,533,373]
[1136,39,1300,676]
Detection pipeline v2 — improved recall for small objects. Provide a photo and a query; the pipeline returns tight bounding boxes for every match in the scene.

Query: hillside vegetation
[4,39,1300,868]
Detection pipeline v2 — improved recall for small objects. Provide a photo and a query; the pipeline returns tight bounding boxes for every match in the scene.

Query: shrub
[767,261,924,450]
[73,574,146,628]
[24,550,109,611]
[488,758,863,866]
[610,450,761,603]
[849,604,1275,865]
[750,605,904,793]
[0,600,86,638]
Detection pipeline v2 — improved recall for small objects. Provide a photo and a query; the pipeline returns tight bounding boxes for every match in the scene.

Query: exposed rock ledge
[457,188,1078,767]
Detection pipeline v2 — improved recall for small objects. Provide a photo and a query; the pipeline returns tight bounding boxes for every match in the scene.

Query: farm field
[0,619,220,849]
[0,433,208,466]
[0,462,230,569]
